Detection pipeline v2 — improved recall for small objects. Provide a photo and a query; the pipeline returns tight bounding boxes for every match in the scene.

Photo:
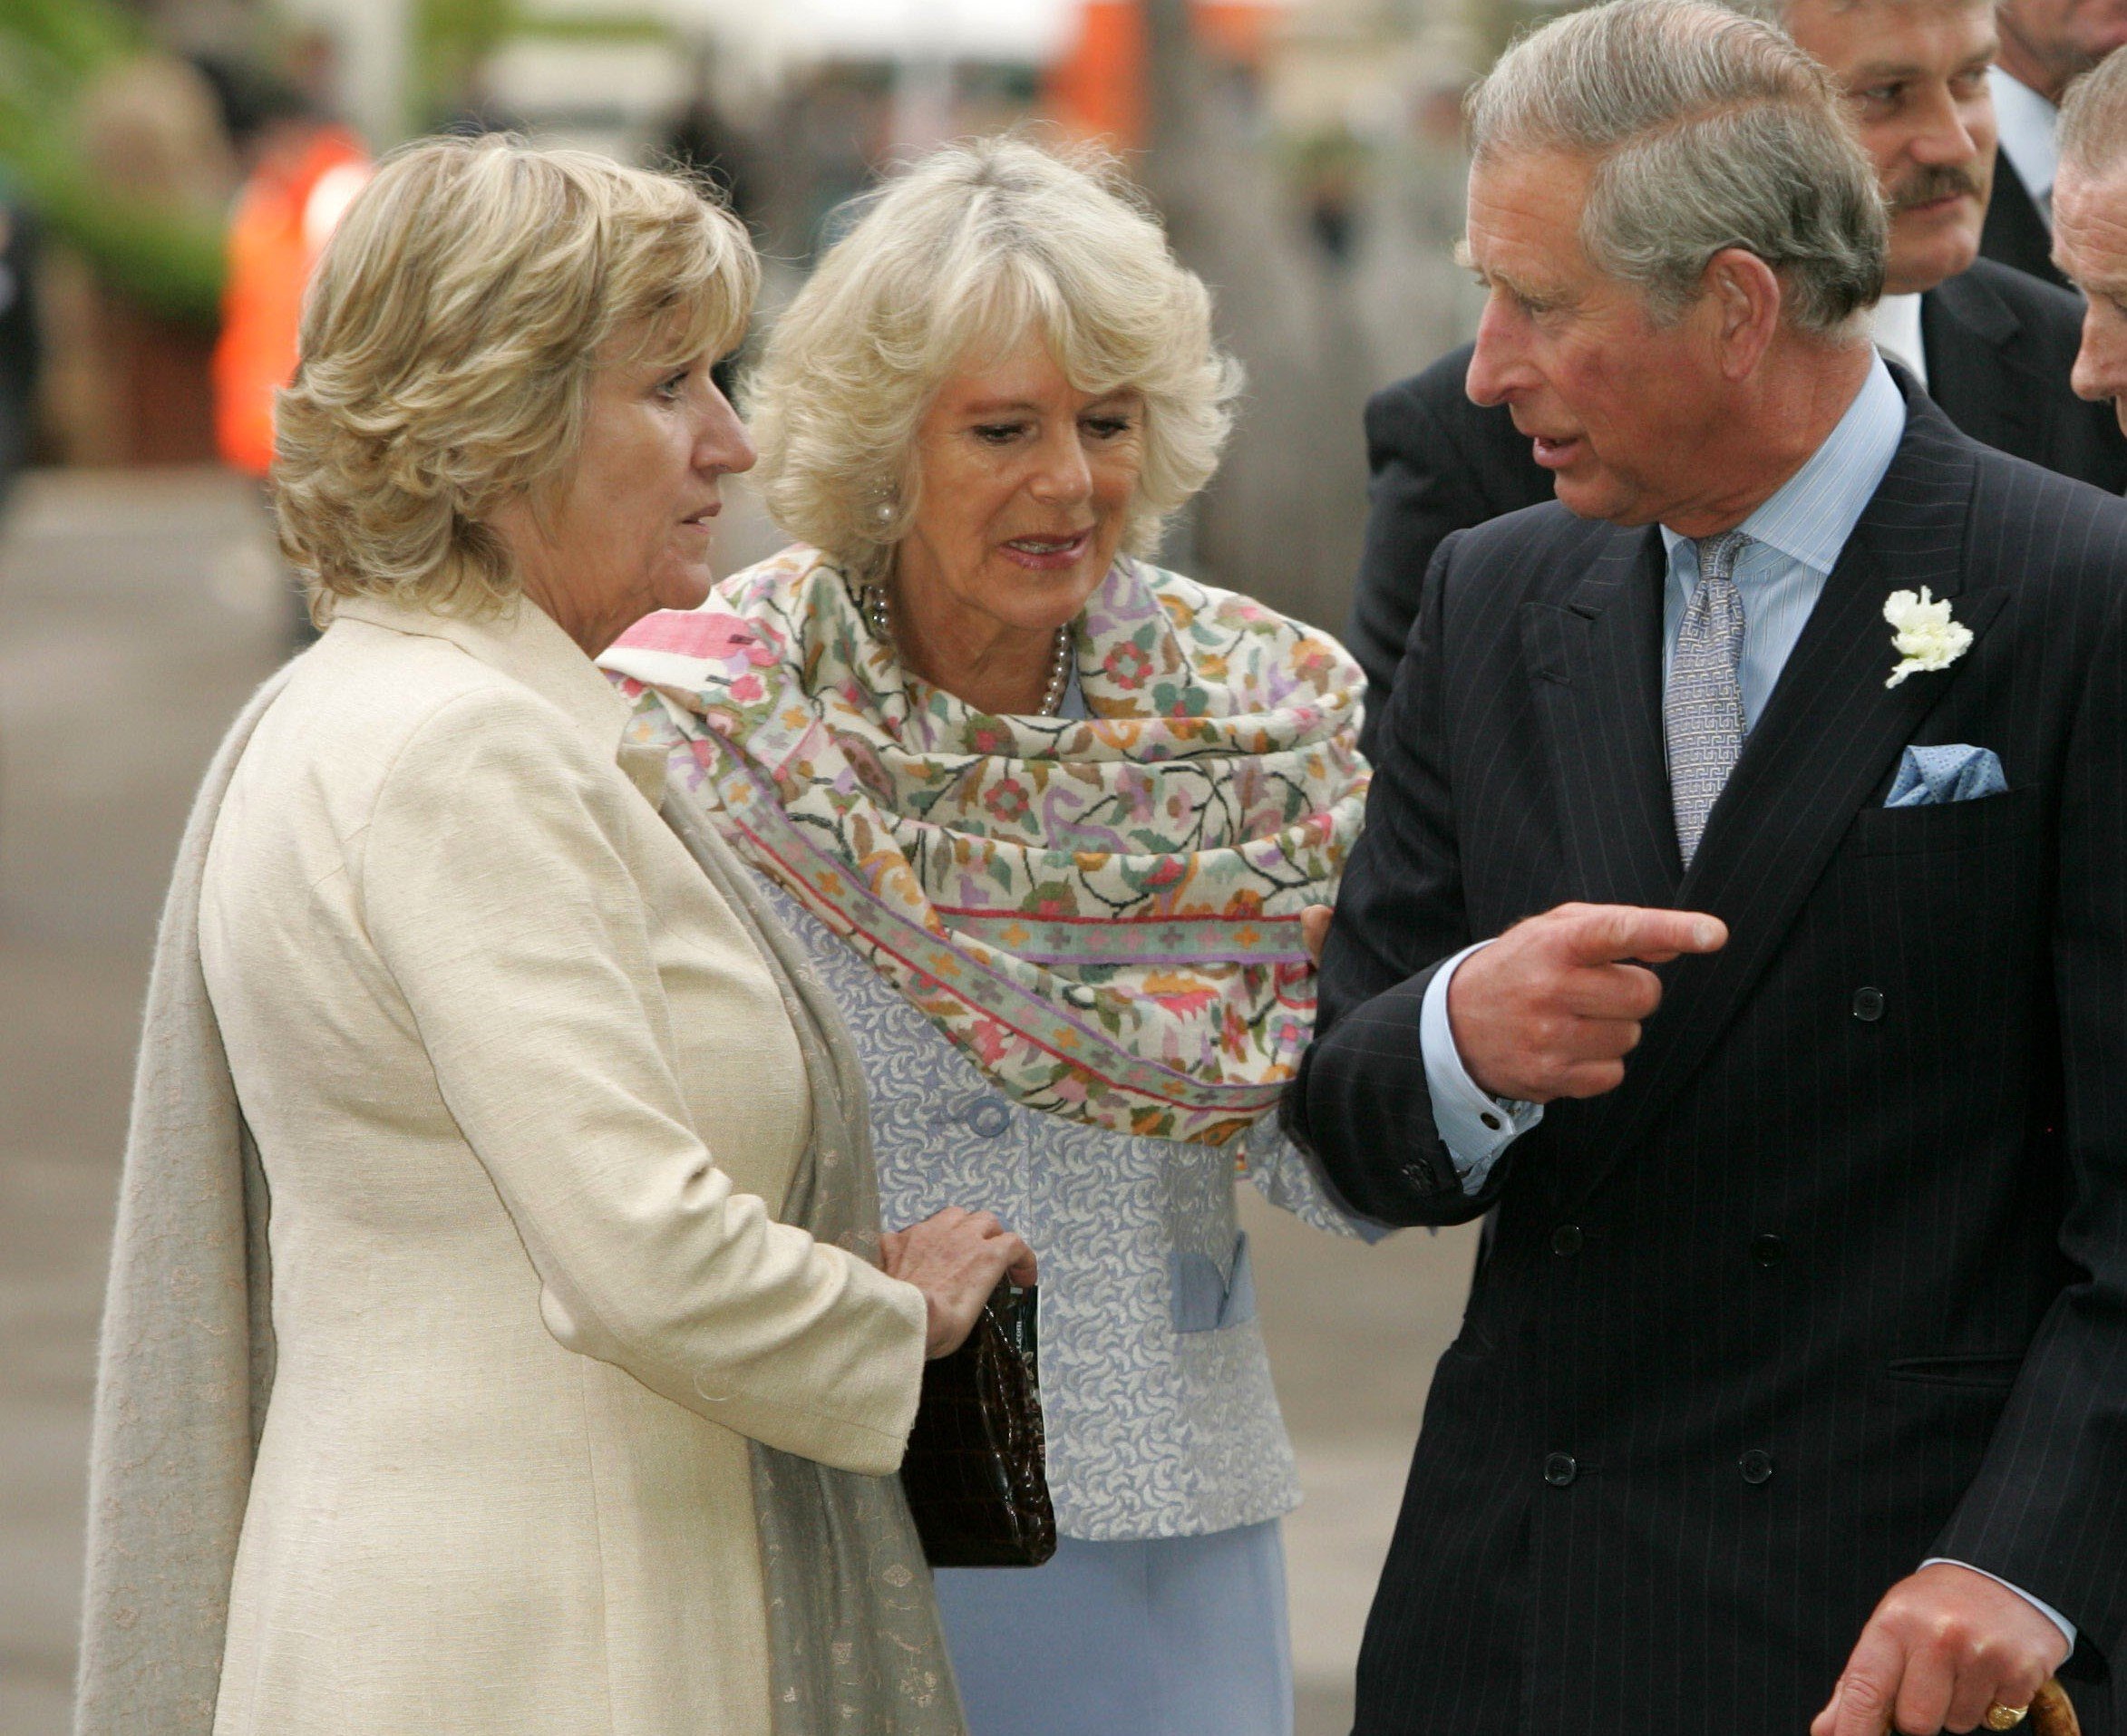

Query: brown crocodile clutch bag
[898,1280,1057,1568]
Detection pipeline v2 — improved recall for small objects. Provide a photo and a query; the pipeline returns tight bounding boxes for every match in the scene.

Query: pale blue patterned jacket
[753,874,1379,1541]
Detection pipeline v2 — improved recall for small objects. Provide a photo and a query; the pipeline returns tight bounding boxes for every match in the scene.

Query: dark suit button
[1739,1450,1773,1486]
[1551,1225,1584,1256]
[1543,1452,1578,1488]
[1752,1233,1785,1267]
[1852,986,1886,1022]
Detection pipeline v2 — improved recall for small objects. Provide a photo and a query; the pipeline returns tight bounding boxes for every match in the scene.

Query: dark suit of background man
[1980,0,2127,286]
[1287,2,2127,1731]
[1346,0,2127,751]
[2053,46,2127,438]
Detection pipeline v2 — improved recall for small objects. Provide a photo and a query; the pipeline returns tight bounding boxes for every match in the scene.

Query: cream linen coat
[194,593,927,1736]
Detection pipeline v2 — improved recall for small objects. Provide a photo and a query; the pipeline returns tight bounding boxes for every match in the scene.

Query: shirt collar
[1988,65,2060,209]
[1869,293,1928,388]
[1659,352,1907,578]
[331,592,663,802]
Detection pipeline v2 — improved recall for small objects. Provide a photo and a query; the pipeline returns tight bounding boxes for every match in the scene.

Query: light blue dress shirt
[1410,355,2075,1649]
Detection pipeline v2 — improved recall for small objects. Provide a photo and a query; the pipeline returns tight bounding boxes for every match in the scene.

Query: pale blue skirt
[932,1518,1294,1736]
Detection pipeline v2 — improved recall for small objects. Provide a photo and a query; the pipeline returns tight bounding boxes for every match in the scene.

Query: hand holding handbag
[898,1279,1057,1568]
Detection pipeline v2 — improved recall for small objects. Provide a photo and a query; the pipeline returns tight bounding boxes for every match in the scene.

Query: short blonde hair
[744,136,1242,586]
[276,134,758,619]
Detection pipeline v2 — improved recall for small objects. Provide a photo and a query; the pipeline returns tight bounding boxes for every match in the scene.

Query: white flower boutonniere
[1883,587,1973,689]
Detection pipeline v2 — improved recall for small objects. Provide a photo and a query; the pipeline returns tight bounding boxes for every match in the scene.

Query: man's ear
[1703,247,1782,382]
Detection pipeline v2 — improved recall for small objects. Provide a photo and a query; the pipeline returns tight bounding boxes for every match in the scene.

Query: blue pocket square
[1886,743,2007,808]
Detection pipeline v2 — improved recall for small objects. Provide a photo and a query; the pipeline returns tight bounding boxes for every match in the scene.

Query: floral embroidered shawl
[602,545,1368,1146]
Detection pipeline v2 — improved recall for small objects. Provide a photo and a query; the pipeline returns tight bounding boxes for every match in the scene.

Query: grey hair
[744,135,1242,586]
[2060,47,2127,180]
[1720,0,1792,30]
[1467,0,1887,334]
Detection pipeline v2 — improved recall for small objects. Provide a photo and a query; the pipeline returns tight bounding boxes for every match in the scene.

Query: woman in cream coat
[75,137,1030,1736]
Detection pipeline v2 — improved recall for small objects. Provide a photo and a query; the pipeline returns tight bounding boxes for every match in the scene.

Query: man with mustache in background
[1345,0,2127,748]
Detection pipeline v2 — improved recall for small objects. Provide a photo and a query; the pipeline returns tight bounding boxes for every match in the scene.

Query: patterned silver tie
[1665,529,1750,868]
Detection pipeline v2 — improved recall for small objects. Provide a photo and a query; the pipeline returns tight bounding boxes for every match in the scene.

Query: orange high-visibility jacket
[213,124,368,478]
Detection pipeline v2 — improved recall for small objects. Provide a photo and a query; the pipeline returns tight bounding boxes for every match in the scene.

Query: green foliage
[0,0,141,81]
[510,15,676,44]
[0,0,225,325]
[413,0,520,125]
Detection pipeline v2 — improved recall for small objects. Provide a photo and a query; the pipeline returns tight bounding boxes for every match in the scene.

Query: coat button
[1551,1225,1584,1256]
[1752,1233,1785,1267]
[967,1101,1012,1139]
[1852,986,1886,1022]
[1739,1449,1773,1486]
[1543,1452,1578,1488]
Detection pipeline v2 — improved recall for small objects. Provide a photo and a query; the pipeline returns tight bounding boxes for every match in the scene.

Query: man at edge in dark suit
[2053,44,2127,437]
[1288,2,2127,1731]
[1347,0,2127,749]
[1980,0,2127,286]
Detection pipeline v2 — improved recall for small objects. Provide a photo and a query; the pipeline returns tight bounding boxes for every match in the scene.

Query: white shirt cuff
[1921,1559,2077,1653]
[1420,940,1544,1190]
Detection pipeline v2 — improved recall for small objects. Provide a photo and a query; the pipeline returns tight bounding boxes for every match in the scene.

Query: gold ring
[1984,1702,2030,1731]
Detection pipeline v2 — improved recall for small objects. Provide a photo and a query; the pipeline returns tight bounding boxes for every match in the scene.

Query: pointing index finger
[1560,905,1727,966]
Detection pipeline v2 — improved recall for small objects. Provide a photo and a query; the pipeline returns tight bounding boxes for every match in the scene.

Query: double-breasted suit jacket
[1288,380,2127,1735]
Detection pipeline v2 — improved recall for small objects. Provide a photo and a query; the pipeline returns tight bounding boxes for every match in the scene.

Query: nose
[1027,422,1093,505]
[694,380,757,476]
[2070,302,2127,410]
[1908,82,1985,168]
[1465,291,1533,408]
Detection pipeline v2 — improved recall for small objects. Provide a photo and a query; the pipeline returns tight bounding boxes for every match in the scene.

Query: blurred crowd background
[0,0,1549,630]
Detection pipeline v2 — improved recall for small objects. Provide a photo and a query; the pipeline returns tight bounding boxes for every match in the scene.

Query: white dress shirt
[1406,354,2078,1652]
[1870,293,1928,387]
[1989,65,2062,222]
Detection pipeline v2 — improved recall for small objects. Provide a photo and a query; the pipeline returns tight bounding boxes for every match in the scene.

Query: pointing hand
[1446,902,1727,1102]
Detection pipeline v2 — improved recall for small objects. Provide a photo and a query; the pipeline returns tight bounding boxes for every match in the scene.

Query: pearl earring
[872,499,894,529]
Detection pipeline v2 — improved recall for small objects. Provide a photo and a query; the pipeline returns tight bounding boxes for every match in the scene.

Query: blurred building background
[0,2,1542,1731]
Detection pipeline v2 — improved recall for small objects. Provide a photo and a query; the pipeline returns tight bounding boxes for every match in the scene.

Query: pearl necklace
[860,583,1073,717]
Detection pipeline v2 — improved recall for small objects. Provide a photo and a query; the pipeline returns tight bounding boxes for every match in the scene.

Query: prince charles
[1289,3,2127,1732]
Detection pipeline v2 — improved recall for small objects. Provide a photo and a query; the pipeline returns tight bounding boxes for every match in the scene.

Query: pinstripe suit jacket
[1288,379,2127,1735]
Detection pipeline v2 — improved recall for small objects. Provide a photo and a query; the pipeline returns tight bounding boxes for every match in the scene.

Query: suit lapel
[1921,274,2041,462]
[1522,526,1681,912]
[1561,390,2011,1206]
[1979,150,2070,291]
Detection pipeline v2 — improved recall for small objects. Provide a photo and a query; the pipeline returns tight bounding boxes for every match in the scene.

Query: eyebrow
[957,389,1140,418]
[1845,57,1929,81]
[1845,47,1995,82]
[1456,239,1566,303]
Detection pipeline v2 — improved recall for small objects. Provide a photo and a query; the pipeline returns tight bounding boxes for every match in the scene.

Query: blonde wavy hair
[275,133,758,621]
[744,136,1242,587]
